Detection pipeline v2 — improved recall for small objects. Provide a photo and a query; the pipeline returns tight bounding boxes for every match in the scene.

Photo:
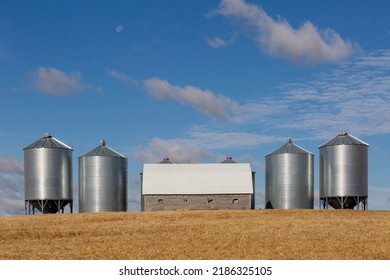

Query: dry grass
[0,210,389,260]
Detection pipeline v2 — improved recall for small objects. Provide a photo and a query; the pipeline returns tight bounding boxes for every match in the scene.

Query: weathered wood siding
[143,194,253,211]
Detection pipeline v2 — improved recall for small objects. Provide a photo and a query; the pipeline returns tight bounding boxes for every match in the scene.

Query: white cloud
[108,70,131,82]
[132,126,283,165]
[33,67,89,95]
[189,129,281,150]
[213,0,359,64]
[206,36,227,48]
[109,71,284,122]
[143,77,236,119]
[107,70,142,87]
[115,25,124,33]
[111,49,389,140]
[142,77,285,122]
[133,137,219,164]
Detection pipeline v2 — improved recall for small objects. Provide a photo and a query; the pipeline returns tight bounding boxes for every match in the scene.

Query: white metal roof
[142,163,254,195]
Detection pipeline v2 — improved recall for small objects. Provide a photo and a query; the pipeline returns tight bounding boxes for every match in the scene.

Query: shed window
[233,199,239,204]
[158,199,164,204]
[183,198,189,203]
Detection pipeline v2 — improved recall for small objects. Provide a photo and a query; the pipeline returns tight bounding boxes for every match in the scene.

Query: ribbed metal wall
[79,140,128,213]
[24,133,73,214]
[265,138,314,209]
[319,131,368,209]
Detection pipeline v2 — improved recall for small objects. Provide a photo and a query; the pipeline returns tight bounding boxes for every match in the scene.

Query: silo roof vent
[159,157,174,164]
[80,140,126,158]
[221,156,237,163]
[318,131,369,148]
[266,137,313,156]
[23,133,72,150]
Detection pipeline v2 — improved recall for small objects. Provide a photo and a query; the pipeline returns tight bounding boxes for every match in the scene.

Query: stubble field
[0,210,389,260]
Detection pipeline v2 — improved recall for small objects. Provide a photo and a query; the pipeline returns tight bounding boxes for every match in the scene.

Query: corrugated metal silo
[24,132,73,214]
[319,131,368,210]
[265,137,314,209]
[79,140,128,213]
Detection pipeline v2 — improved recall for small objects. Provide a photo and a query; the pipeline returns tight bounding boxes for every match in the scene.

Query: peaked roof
[266,137,313,156]
[23,133,72,150]
[142,163,253,194]
[80,140,126,158]
[319,131,369,148]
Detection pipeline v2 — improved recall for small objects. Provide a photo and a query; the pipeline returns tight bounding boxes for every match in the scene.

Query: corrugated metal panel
[265,138,314,209]
[142,163,253,194]
[24,134,73,201]
[319,144,368,197]
[79,140,127,213]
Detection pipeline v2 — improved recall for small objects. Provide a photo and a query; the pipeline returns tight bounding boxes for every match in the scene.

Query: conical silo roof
[23,132,72,150]
[318,131,369,148]
[80,140,126,158]
[266,137,313,156]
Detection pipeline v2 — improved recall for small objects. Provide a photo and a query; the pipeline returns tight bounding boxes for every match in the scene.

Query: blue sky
[0,0,389,215]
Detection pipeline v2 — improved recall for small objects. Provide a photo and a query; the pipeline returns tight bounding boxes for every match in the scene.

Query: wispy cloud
[143,77,285,121]
[111,50,389,140]
[33,67,91,95]
[0,155,24,215]
[189,128,281,150]
[109,71,285,121]
[143,77,235,119]
[0,165,24,216]
[132,126,282,164]
[107,70,142,87]
[206,36,227,48]
[278,50,390,138]
[213,0,359,64]
[133,137,219,164]
[0,156,23,174]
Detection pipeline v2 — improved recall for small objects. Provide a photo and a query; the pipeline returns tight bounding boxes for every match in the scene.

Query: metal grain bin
[265,137,314,209]
[24,133,73,214]
[79,140,128,213]
[319,131,368,209]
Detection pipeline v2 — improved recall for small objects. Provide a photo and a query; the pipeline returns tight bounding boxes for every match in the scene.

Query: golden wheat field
[0,210,389,260]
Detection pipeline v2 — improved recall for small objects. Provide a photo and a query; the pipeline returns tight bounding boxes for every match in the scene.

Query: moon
[115,25,124,33]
